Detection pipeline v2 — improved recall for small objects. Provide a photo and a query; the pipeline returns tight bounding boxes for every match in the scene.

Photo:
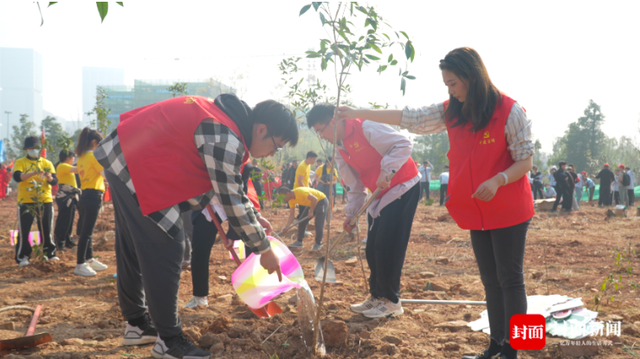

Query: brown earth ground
[0,191,639,359]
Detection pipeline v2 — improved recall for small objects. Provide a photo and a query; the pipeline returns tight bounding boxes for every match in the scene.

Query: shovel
[205,205,283,318]
[314,171,396,283]
[0,305,53,350]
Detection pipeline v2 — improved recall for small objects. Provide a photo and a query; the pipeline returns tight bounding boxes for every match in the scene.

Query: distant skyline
[0,1,638,154]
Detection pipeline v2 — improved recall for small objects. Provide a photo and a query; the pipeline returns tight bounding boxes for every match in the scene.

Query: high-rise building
[100,79,234,133]
[0,47,43,139]
[82,66,125,126]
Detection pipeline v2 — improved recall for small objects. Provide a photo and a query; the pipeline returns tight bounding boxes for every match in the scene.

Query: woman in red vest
[337,47,534,359]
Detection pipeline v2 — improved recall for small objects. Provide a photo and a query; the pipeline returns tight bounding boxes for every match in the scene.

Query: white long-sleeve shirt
[418,164,433,182]
[335,120,420,219]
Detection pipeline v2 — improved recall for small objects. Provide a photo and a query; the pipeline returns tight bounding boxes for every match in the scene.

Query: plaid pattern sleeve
[195,120,270,254]
[400,102,447,135]
[505,102,534,162]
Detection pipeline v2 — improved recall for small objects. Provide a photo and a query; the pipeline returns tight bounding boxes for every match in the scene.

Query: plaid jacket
[94,120,270,254]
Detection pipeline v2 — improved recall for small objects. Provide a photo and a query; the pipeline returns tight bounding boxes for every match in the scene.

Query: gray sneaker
[311,244,322,251]
[288,241,303,248]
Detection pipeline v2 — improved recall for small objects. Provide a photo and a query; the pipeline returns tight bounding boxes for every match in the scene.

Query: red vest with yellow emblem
[444,94,533,230]
[338,118,418,199]
[117,96,259,215]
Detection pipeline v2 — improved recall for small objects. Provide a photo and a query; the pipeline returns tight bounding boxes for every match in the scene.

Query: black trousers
[366,182,420,303]
[439,183,448,205]
[613,191,620,205]
[15,202,56,262]
[76,200,85,237]
[54,196,76,246]
[77,189,103,264]
[552,186,571,211]
[532,183,544,200]
[470,219,531,345]
[629,189,636,206]
[190,212,219,297]
[598,187,611,206]
[420,181,430,200]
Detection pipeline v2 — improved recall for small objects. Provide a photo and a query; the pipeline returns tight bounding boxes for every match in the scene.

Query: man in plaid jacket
[95,94,298,359]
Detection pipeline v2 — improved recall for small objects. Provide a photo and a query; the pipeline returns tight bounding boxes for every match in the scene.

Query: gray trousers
[297,198,328,244]
[106,171,185,339]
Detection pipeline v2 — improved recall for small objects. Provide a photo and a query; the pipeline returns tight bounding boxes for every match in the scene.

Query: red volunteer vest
[118,95,259,215]
[338,118,418,199]
[445,95,534,230]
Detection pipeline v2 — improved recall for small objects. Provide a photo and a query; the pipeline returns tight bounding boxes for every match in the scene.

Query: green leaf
[400,31,409,40]
[37,1,44,26]
[48,2,57,7]
[405,75,416,80]
[319,12,326,25]
[390,60,398,66]
[377,65,387,73]
[401,77,406,95]
[365,54,380,61]
[368,42,382,54]
[117,1,124,6]
[306,51,320,58]
[321,58,327,71]
[405,40,413,60]
[97,2,108,23]
[388,54,393,62]
[300,4,311,16]
[312,2,322,10]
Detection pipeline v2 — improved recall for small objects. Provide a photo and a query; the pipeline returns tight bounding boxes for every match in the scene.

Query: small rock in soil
[322,320,348,348]
[61,338,84,346]
[424,281,448,292]
[434,320,470,332]
[444,342,460,350]
[435,256,449,264]
[381,335,402,345]
[288,295,298,305]
[420,271,435,278]
[207,316,231,334]
[531,271,544,279]
[345,257,358,266]
[199,332,217,348]
[210,342,225,354]
[358,331,371,339]
[381,343,399,355]
[227,325,247,338]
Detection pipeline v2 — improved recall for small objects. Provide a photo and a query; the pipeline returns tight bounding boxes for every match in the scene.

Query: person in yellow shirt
[315,157,339,203]
[54,149,81,251]
[12,136,59,266]
[74,127,108,277]
[294,151,318,189]
[277,186,327,251]
[294,151,318,222]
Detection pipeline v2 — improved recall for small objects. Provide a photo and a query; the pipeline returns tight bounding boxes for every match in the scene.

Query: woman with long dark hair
[74,127,108,277]
[337,47,534,359]
[54,149,81,251]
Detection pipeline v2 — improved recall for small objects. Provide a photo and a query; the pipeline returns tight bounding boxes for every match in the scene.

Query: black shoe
[65,239,77,248]
[462,350,493,359]
[56,242,67,252]
[152,334,210,359]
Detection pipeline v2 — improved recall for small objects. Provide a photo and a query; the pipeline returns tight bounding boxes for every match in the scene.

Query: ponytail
[75,127,103,156]
[55,149,75,168]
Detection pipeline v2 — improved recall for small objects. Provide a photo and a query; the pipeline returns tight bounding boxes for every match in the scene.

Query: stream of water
[295,280,326,356]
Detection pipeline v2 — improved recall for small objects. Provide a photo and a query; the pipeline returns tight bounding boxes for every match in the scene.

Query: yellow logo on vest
[184,97,197,104]
[349,141,363,152]
[480,131,496,145]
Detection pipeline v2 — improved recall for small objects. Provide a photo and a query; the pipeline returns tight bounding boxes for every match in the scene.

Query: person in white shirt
[548,166,557,188]
[543,183,556,199]
[418,160,434,200]
[626,167,635,206]
[439,165,449,206]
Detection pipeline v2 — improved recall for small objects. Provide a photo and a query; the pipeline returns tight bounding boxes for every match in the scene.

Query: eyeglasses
[271,136,283,153]
[312,122,329,137]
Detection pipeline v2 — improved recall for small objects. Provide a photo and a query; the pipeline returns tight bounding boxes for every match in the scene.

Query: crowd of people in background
[530,161,635,212]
